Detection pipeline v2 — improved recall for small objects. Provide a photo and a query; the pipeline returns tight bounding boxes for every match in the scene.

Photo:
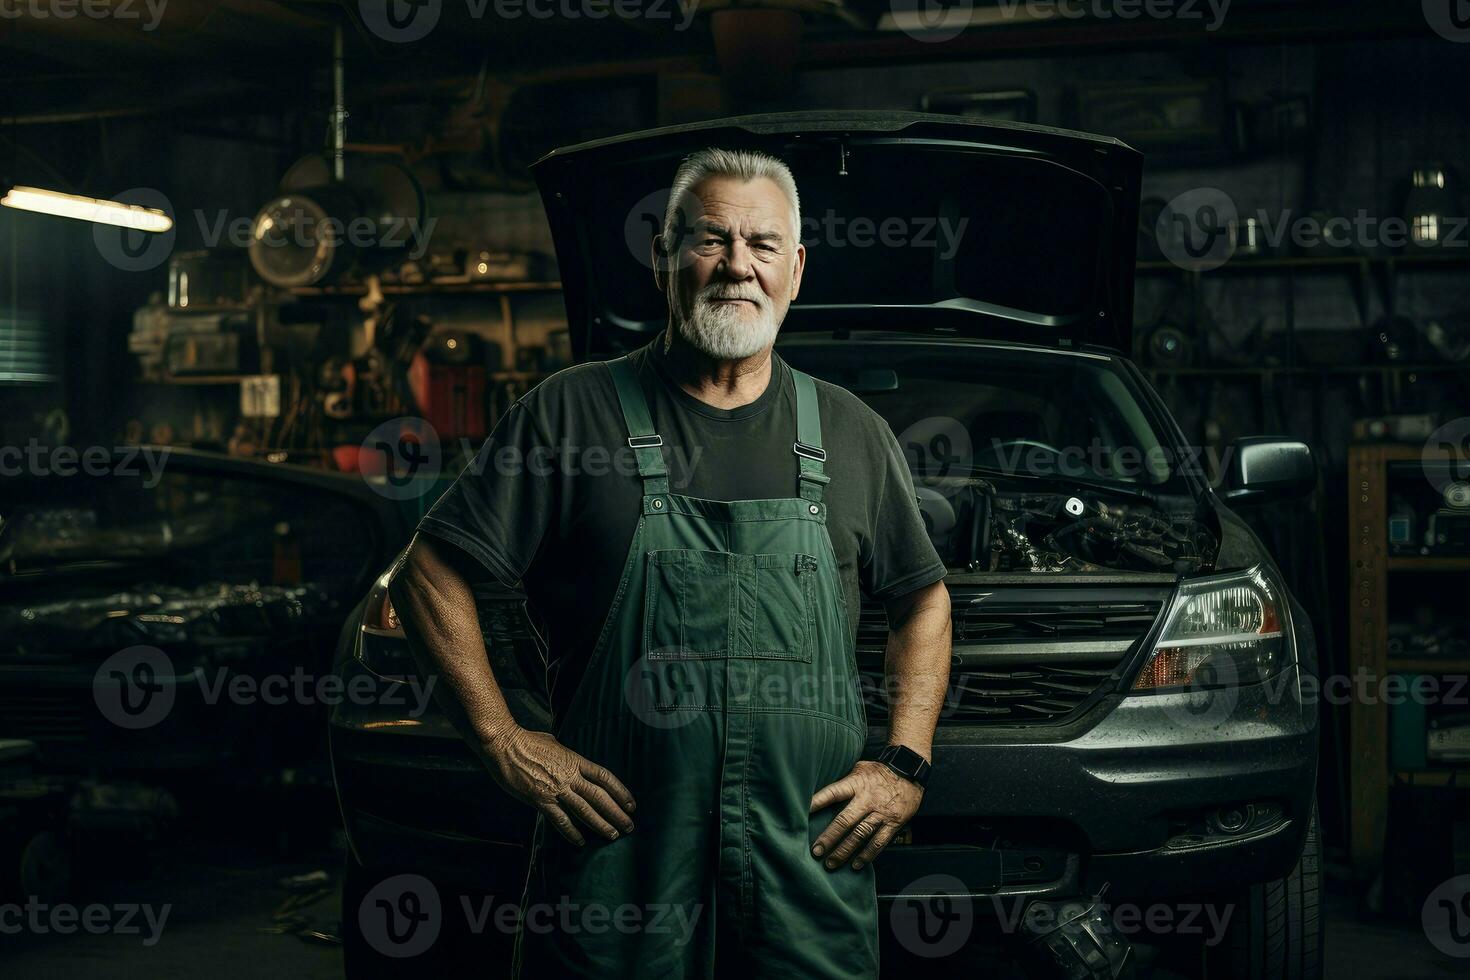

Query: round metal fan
[248,154,426,288]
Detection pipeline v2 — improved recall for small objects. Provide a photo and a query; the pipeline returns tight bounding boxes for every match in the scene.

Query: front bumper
[332,657,1317,905]
[878,665,1317,903]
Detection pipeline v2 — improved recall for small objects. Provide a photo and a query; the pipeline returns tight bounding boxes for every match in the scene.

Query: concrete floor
[1,844,1463,979]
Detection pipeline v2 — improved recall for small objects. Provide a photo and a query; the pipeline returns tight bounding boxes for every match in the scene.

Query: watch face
[882,746,929,785]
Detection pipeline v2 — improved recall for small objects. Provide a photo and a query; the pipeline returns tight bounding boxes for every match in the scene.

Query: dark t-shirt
[418,339,946,719]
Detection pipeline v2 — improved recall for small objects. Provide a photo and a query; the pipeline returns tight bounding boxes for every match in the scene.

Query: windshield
[0,464,379,603]
[780,340,1187,494]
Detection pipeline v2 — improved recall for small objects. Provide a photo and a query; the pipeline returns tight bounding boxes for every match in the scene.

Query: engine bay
[916,476,1218,575]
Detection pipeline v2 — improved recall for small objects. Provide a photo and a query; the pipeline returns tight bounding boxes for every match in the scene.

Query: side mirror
[1222,437,1316,505]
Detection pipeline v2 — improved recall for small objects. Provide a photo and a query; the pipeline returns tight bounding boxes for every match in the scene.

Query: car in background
[330,112,1321,979]
[0,449,404,787]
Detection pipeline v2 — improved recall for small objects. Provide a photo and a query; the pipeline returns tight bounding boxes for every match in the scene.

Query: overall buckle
[628,434,664,449]
[793,441,826,462]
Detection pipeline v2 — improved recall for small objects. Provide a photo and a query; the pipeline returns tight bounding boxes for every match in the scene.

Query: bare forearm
[388,533,519,760]
[882,580,952,759]
[389,534,636,844]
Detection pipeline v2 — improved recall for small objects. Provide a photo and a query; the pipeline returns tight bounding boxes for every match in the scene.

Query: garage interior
[1,2,1468,978]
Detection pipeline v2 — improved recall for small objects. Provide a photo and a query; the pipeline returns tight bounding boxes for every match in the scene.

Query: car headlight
[1131,564,1290,692]
[357,571,417,682]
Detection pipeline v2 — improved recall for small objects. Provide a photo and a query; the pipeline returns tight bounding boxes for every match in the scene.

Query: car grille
[857,582,1170,726]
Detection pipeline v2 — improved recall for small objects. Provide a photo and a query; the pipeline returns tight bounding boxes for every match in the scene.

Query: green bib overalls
[512,356,878,978]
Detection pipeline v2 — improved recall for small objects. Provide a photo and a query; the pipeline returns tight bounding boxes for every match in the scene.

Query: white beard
[675,283,781,360]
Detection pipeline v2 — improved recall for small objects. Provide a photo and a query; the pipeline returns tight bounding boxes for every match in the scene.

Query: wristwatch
[877,744,931,788]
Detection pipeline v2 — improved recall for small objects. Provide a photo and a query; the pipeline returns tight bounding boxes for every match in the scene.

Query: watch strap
[878,744,931,788]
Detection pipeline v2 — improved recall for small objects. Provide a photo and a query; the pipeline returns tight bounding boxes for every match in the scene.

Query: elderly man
[389,147,952,977]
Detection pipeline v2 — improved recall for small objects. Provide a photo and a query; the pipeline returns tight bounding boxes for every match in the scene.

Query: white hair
[661,148,801,261]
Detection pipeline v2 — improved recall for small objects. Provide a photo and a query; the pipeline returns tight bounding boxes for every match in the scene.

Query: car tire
[1205,801,1322,980]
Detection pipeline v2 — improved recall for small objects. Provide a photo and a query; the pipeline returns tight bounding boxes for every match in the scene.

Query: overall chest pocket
[643,549,817,664]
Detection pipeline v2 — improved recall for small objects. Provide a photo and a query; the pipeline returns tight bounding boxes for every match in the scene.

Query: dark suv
[330,112,1321,979]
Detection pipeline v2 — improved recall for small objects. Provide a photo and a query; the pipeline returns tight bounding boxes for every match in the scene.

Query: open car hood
[532,111,1142,358]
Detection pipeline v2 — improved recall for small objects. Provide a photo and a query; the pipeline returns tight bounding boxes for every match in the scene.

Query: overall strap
[605,356,669,496]
[790,367,829,504]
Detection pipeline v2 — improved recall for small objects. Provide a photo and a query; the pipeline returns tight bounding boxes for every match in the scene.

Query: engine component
[984,486,1212,574]
[1017,886,1134,980]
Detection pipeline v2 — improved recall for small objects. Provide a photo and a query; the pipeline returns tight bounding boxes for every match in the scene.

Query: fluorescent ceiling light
[1,185,173,233]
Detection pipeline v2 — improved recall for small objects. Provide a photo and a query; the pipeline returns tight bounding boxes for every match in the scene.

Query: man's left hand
[809,759,924,872]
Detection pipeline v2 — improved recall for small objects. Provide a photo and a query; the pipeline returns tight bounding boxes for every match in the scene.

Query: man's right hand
[484,728,637,846]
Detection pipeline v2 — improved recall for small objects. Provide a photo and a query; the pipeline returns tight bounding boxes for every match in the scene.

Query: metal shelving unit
[1347,442,1470,879]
